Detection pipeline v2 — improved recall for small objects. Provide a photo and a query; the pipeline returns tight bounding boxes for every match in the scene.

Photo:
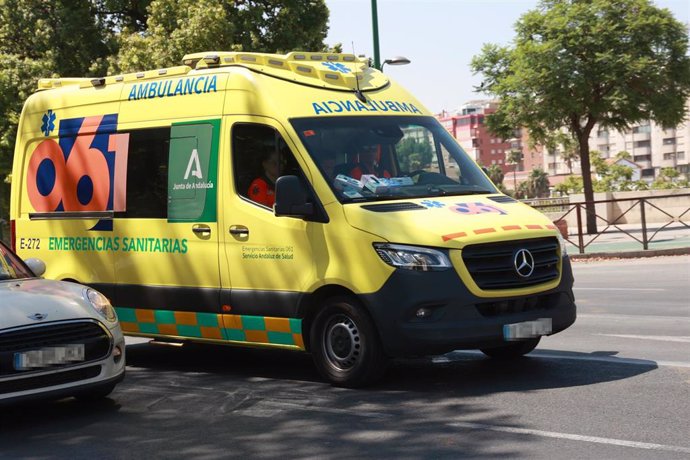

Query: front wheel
[480,337,540,359]
[310,297,387,388]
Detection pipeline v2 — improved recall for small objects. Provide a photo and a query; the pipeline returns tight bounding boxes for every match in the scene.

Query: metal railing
[529,193,690,254]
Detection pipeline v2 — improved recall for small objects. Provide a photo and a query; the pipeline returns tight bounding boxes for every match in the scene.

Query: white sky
[324,0,690,114]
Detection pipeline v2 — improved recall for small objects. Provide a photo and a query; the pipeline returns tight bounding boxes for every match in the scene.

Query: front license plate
[14,344,85,370]
[503,318,552,341]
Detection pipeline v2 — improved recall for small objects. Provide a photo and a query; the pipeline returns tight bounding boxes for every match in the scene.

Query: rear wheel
[480,337,540,359]
[310,297,387,387]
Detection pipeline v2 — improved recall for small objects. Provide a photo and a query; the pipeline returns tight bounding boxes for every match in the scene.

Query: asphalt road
[1,256,688,459]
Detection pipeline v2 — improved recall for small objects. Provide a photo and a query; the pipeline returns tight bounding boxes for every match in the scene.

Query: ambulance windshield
[290,116,498,202]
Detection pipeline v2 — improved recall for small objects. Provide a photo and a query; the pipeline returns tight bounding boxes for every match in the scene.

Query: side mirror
[275,175,314,218]
[24,258,46,277]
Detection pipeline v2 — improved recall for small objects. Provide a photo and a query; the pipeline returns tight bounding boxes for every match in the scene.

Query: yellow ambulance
[10,51,576,386]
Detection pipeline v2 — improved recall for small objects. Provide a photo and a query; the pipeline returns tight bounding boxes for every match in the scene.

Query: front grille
[476,292,564,317]
[0,321,111,376]
[462,237,560,290]
[0,365,101,395]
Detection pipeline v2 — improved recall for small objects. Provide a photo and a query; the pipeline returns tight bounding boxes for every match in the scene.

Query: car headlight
[84,289,118,323]
[374,243,451,271]
[557,232,568,256]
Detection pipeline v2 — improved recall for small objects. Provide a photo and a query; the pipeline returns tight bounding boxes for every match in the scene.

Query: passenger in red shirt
[248,150,281,207]
[349,145,391,180]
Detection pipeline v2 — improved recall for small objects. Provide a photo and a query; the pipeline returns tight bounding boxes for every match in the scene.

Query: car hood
[343,195,558,248]
[0,278,96,330]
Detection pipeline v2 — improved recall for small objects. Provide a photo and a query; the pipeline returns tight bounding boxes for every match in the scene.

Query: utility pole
[371,0,381,69]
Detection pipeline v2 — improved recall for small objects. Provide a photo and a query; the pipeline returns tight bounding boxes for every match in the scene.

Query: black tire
[310,297,388,388]
[74,382,117,401]
[480,337,540,359]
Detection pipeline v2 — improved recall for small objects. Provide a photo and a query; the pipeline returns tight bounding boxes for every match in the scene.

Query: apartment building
[439,99,690,187]
[437,100,513,174]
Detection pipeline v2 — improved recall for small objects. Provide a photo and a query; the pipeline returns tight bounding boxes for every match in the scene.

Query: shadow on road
[0,343,658,459]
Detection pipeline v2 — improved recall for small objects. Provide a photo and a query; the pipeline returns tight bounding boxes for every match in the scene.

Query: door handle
[229,225,249,236]
[192,224,211,235]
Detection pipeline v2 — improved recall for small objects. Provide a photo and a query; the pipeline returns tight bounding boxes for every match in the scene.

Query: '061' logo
[450,202,507,216]
[27,114,129,213]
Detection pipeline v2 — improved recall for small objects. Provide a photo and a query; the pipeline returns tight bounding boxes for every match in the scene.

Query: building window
[663,153,675,160]
[641,168,655,177]
[597,129,609,138]
[663,138,677,145]
[678,151,685,160]
[491,149,496,154]
[634,140,651,148]
[632,124,651,134]
[634,154,651,162]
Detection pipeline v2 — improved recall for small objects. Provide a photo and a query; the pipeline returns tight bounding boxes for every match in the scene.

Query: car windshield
[0,242,34,281]
[290,115,497,203]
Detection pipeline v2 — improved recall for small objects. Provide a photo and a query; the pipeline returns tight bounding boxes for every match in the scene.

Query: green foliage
[554,175,583,195]
[112,0,330,72]
[524,167,550,198]
[651,167,689,189]
[396,137,433,172]
[471,0,690,231]
[486,164,505,187]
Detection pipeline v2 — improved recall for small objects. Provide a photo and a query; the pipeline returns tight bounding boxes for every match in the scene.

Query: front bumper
[0,329,126,405]
[361,256,577,357]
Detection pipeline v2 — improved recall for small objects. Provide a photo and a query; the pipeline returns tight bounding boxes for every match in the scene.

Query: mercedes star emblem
[513,249,535,278]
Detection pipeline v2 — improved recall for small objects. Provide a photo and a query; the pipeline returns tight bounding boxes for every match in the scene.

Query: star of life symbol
[322,62,350,73]
[184,149,203,180]
[421,200,444,208]
[41,110,56,136]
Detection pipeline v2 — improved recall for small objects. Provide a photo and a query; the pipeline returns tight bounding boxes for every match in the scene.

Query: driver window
[232,123,300,208]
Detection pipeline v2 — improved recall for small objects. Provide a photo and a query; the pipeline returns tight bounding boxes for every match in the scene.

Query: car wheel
[310,297,387,388]
[480,337,540,359]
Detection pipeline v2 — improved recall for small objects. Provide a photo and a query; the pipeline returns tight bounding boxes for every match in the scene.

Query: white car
[0,240,125,404]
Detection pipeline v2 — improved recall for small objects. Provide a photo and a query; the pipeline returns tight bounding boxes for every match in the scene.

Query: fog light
[416,308,432,318]
[112,345,123,363]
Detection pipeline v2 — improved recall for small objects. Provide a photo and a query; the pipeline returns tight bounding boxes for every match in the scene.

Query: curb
[569,246,690,260]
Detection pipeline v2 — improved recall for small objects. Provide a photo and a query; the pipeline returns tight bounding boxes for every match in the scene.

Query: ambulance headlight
[557,232,568,256]
[374,244,451,271]
[84,289,118,323]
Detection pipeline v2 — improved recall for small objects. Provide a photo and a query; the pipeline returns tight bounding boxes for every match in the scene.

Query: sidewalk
[564,222,690,260]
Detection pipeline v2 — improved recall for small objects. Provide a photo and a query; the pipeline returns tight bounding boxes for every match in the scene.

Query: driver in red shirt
[248,150,281,207]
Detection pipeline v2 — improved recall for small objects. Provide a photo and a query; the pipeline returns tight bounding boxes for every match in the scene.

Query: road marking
[445,350,690,368]
[447,421,690,454]
[596,334,690,343]
[578,313,690,322]
[574,287,665,291]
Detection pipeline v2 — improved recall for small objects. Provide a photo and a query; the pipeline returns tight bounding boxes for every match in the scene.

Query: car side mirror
[274,175,314,218]
[24,258,46,277]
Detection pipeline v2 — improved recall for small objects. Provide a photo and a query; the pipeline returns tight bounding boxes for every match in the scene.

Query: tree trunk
[578,132,598,234]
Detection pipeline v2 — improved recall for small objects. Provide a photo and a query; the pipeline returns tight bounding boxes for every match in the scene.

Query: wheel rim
[323,314,361,370]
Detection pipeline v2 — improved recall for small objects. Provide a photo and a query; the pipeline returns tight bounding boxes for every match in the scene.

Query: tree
[112,0,330,72]
[652,167,690,189]
[471,0,690,234]
[505,148,523,193]
[396,138,433,172]
[554,175,583,195]
[486,164,505,187]
[525,167,550,198]
[0,0,111,241]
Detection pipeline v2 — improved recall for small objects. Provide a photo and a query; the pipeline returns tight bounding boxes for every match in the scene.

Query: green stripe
[197,312,219,327]
[139,323,160,334]
[226,329,247,341]
[267,331,295,346]
[155,310,176,324]
[289,318,302,334]
[177,325,202,338]
[241,316,266,331]
[115,307,137,323]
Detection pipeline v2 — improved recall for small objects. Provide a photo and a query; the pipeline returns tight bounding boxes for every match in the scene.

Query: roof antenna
[352,41,367,103]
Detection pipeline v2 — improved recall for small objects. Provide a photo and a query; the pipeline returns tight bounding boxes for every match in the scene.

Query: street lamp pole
[371,0,381,69]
